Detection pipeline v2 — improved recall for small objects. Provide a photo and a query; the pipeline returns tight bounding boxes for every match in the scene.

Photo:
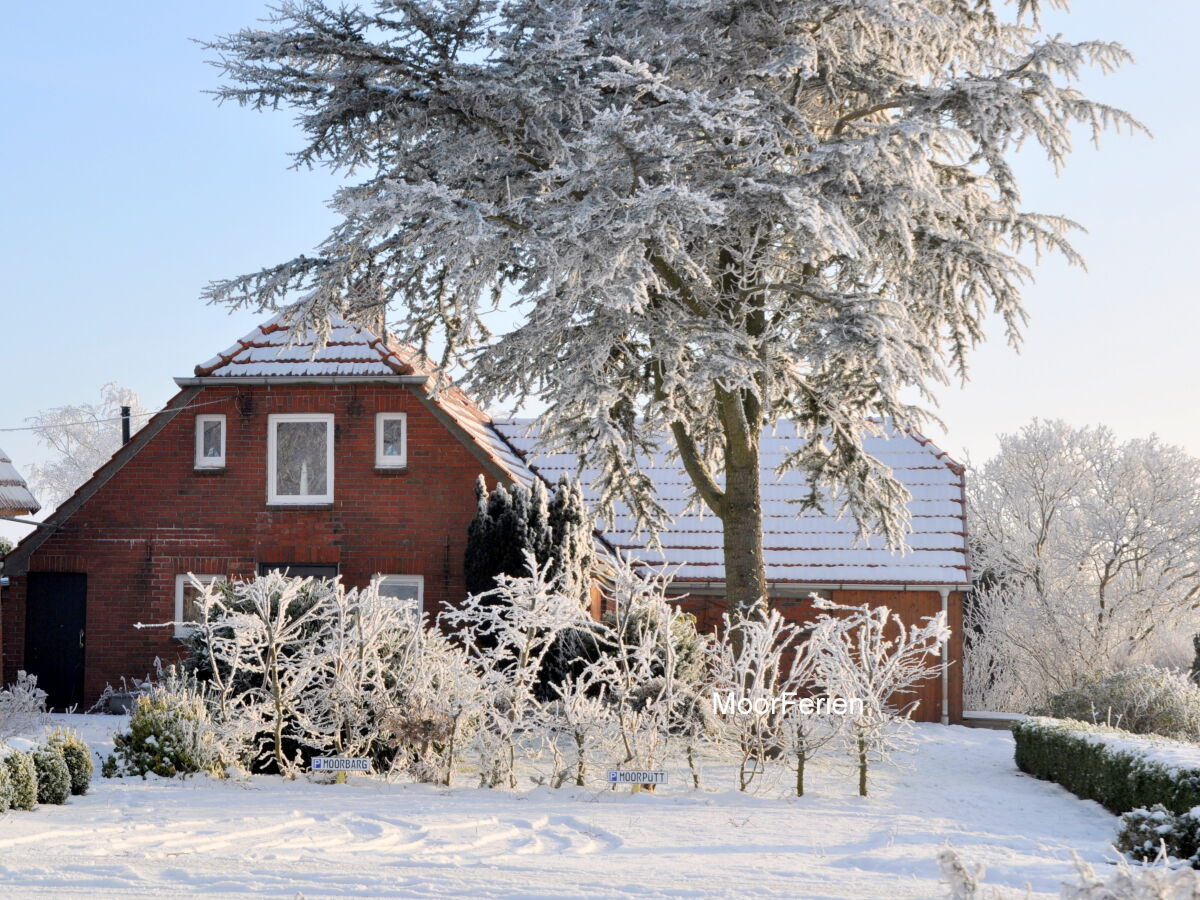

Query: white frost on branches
[25,382,145,509]
[811,597,949,796]
[203,0,1141,569]
[967,420,1200,712]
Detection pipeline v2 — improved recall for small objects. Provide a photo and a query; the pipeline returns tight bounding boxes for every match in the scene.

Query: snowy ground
[0,716,1119,899]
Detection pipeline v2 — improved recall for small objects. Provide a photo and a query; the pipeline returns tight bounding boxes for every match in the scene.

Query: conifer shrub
[106,676,220,778]
[0,759,13,813]
[32,746,70,805]
[4,750,38,810]
[48,728,94,795]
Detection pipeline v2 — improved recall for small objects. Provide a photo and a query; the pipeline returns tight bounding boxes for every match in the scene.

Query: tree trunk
[857,734,868,797]
[722,444,767,620]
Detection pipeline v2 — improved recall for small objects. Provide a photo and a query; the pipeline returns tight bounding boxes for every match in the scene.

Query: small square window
[376,413,407,468]
[375,574,423,615]
[268,414,335,504]
[195,415,226,468]
[174,573,225,637]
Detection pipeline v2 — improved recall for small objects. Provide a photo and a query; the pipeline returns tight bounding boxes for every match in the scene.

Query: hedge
[1012,716,1200,816]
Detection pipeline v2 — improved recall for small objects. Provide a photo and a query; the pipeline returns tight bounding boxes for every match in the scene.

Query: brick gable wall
[3,383,493,700]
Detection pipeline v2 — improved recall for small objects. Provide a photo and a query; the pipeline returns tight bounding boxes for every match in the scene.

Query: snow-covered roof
[190,312,529,484]
[0,445,39,515]
[195,313,420,378]
[490,419,969,587]
[188,313,967,587]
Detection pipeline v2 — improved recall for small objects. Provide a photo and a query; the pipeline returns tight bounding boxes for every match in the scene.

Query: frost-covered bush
[0,671,47,741]
[938,845,1200,899]
[48,728,94,795]
[1037,666,1200,740]
[107,672,221,778]
[1116,805,1200,868]
[4,750,38,810]
[0,759,13,813]
[32,746,70,805]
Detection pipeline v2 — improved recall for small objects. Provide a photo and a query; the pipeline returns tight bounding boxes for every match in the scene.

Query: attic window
[195,415,226,468]
[268,413,334,505]
[375,413,407,468]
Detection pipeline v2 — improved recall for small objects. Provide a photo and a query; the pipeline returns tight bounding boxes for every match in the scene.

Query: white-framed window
[375,412,408,468]
[375,574,424,614]
[174,573,226,637]
[194,415,226,468]
[267,413,335,505]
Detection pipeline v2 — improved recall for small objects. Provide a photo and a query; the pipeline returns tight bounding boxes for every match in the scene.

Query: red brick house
[3,314,969,721]
[0,445,41,676]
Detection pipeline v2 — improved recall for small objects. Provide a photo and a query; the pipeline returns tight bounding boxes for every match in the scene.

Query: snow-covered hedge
[1037,666,1200,741]
[1012,716,1200,815]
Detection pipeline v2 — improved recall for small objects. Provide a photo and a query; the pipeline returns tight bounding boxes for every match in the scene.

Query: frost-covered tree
[811,597,948,796]
[205,0,1139,618]
[441,553,592,788]
[709,609,801,792]
[967,420,1200,711]
[25,382,145,509]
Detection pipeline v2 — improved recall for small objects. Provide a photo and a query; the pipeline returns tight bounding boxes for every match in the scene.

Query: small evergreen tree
[0,760,13,812]
[4,750,38,810]
[32,746,70,805]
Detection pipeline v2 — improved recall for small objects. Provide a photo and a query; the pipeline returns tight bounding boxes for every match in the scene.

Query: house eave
[174,375,430,387]
[667,580,970,597]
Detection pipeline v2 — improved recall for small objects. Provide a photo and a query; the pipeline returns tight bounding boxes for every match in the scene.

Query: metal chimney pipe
[120,406,131,445]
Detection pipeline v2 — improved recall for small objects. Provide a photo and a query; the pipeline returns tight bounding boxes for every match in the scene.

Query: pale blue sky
[0,2,1191,543]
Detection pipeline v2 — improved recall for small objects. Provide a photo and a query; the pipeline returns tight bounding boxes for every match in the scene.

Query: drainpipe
[121,406,131,445]
[939,587,951,725]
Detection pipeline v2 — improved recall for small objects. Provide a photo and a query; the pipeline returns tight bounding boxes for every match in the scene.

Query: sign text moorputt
[607,769,667,786]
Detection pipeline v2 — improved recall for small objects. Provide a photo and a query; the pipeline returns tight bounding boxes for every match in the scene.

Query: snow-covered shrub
[1012,717,1200,816]
[32,745,70,805]
[107,671,221,778]
[586,558,711,778]
[0,671,47,741]
[4,750,38,810]
[374,612,484,786]
[1062,850,1200,899]
[443,552,593,789]
[938,846,1200,899]
[1038,666,1200,741]
[185,572,328,775]
[0,758,13,812]
[1116,805,1200,867]
[48,728,94,795]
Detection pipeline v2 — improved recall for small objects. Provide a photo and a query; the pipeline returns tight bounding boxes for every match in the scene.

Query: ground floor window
[375,574,424,614]
[175,574,226,637]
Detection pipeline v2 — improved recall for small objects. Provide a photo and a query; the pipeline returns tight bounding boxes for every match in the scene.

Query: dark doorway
[256,563,339,579]
[25,572,87,711]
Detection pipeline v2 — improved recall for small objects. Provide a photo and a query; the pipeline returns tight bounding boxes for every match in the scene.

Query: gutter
[174,375,429,386]
[939,587,951,725]
[668,580,968,596]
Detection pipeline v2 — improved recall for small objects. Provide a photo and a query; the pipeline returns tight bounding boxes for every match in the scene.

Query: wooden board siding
[668,588,964,724]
